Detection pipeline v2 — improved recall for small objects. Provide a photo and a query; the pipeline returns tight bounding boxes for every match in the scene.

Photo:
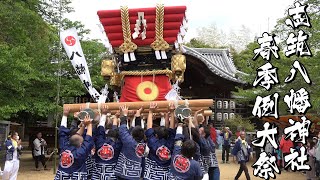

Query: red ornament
[65,36,76,46]
[60,150,74,168]
[98,144,114,160]
[135,143,146,157]
[156,145,171,161]
[173,155,190,173]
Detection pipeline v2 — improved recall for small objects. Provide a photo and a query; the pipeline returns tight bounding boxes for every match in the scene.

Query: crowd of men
[4,103,319,180]
[53,103,252,180]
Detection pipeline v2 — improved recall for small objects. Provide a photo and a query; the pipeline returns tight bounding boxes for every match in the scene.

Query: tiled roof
[184,46,245,83]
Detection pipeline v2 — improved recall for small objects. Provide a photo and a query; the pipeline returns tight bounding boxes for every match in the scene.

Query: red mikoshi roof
[97,6,187,47]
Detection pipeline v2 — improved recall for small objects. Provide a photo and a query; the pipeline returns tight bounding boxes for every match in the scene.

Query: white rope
[141,119,145,129]
[131,116,136,127]
[174,100,179,108]
[189,118,192,140]
[185,99,189,107]
[97,102,102,115]
[86,102,90,109]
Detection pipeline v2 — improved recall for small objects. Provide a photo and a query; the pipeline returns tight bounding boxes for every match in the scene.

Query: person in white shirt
[33,132,48,171]
[3,131,22,180]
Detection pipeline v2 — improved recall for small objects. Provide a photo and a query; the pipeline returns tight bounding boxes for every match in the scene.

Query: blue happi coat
[144,128,175,179]
[114,116,146,180]
[168,133,203,180]
[54,126,94,180]
[92,125,122,180]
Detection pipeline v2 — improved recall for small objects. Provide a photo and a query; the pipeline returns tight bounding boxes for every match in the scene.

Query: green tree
[185,38,213,48]
[0,0,106,122]
[0,0,55,119]
[232,0,320,116]
[224,115,256,133]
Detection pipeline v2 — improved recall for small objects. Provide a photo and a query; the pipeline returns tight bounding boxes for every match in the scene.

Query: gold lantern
[171,54,186,83]
[101,60,116,77]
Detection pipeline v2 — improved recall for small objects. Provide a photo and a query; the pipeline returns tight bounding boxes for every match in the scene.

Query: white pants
[2,160,19,180]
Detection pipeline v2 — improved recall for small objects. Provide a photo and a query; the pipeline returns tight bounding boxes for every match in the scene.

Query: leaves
[225,115,256,133]
[232,0,320,116]
[0,0,107,121]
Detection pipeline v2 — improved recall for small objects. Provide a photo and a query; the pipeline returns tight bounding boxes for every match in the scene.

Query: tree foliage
[224,115,256,133]
[185,38,213,48]
[0,0,106,121]
[232,0,320,116]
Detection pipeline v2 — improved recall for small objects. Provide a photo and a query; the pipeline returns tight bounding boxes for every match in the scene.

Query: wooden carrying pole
[150,110,213,118]
[64,99,214,113]
[109,109,213,116]
[109,107,210,114]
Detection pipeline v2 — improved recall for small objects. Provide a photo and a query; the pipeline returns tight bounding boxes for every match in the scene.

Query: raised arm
[197,115,205,128]
[76,123,85,136]
[173,123,185,156]
[118,105,136,144]
[59,107,71,148]
[193,109,204,128]
[134,106,143,127]
[84,115,93,137]
[99,105,110,128]
[61,107,70,128]
[17,139,22,151]
[96,105,109,145]
[164,113,169,128]
[74,115,94,159]
[168,102,176,129]
[147,103,157,129]
[113,111,121,128]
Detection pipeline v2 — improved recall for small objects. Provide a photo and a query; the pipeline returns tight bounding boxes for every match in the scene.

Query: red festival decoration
[65,36,76,46]
[120,75,172,102]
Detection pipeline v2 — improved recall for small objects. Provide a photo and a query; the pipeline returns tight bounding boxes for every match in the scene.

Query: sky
[65,0,295,43]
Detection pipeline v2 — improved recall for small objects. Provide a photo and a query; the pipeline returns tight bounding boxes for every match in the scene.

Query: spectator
[232,131,251,180]
[3,131,22,180]
[315,132,320,177]
[33,132,48,171]
[220,127,232,163]
[306,139,317,180]
[279,134,293,171]
[208,122,217,145]
[264,141,275,155]
[216,129,223,149]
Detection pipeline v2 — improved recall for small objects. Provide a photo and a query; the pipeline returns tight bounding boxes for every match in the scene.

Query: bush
[224,115,255,134]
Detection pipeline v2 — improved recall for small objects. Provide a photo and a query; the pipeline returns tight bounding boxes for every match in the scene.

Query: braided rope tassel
[119,6,137,62]
[151,4,169,60]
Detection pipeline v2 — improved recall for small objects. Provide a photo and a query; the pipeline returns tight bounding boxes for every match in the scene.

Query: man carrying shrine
[168,123,203,179]
[114,105,146,180]
[92,105,122,180]
[144,102,176,179]
[54,107,94,180]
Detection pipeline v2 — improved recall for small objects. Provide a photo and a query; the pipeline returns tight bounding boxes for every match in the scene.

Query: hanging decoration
[132,12,147,40]
[165,80,182,101]
[171,54,186,83]
[119,6,138,62]
[60,27,102,102]
[150,4,169,60]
